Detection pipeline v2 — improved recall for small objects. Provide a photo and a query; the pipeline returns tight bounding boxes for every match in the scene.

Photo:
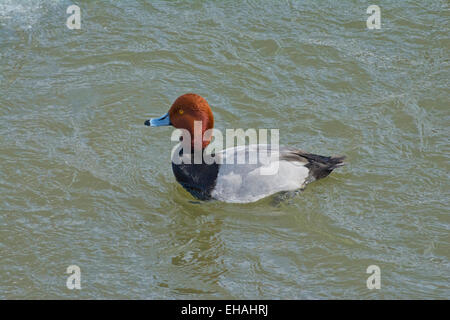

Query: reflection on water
[0,0,449,299]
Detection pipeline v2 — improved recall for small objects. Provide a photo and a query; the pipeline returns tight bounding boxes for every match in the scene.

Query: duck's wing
[210,145,310,203]
[209,145,345,203]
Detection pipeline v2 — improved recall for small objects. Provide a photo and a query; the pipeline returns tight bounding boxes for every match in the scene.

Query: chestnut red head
[145,93,214,149]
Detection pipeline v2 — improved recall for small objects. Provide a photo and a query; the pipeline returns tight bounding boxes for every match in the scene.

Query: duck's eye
[178,109,184,115]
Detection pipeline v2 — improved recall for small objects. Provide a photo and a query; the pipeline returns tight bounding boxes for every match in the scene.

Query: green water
[1,0,449,299]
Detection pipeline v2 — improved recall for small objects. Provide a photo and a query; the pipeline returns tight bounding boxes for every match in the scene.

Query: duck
[145,93,345,203]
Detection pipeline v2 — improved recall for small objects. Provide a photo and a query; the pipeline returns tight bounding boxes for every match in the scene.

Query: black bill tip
[144,119,150,126]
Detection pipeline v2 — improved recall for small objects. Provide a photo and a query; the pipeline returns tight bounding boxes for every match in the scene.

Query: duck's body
[171,144,344,203]
[145,93,345,203]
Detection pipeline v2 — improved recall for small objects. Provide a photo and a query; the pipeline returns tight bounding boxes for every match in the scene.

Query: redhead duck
[145,93,345,203]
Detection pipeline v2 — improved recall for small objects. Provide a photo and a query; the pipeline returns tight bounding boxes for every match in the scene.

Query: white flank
[211,145,310,203]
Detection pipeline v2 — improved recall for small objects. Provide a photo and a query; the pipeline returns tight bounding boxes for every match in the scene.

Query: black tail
[294,151,346,180]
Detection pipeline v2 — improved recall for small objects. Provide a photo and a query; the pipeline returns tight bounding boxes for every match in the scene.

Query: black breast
[171,160,220,200]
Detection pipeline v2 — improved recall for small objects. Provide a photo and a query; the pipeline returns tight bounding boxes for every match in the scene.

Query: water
[1,0,449,299]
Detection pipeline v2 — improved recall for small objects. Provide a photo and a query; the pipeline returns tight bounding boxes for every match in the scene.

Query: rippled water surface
[1,0,449,299]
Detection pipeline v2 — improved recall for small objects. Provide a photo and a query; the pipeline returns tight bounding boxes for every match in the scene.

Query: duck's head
[145,93,214,149]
